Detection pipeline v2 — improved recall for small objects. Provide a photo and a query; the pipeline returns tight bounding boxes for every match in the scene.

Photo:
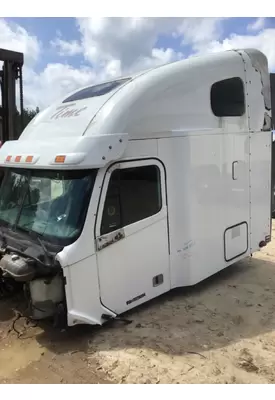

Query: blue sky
[4,17,275,73]
[0,17,274,108]
[5,17,83,70]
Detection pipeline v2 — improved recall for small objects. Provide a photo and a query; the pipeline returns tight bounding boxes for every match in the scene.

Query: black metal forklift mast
[0,48,24,143]
[271,73,275,131]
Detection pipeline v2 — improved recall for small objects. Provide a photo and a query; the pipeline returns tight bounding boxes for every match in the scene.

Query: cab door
[95,159,170,315]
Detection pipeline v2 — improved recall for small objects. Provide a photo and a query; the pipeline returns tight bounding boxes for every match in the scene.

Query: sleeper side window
[100,165,162,235]
[211,77,245,117]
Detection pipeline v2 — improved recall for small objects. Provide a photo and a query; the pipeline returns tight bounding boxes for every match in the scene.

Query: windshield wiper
[27,231,52,266]
[12,171,31,231]
[0,227,7,248]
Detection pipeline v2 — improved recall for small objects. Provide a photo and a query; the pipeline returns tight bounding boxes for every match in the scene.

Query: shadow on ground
[1,255,275,362]
[22,256,275,360]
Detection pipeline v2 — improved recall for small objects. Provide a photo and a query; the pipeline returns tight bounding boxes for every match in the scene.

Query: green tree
[15,106,40,137]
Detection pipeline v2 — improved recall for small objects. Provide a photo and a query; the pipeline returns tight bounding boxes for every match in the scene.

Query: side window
[211,77,245,117]
[100,165,162,235]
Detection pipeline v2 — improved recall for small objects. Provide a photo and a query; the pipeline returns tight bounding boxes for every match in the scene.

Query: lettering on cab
[50,104,87,120]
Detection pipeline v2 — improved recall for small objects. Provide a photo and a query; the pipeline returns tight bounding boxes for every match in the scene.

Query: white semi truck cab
[0,48,272,327]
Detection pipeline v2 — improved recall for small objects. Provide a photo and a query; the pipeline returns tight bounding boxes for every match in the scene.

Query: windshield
[0,168,97,246]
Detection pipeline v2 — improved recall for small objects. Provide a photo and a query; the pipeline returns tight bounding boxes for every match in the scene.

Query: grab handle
[232,161,238,180]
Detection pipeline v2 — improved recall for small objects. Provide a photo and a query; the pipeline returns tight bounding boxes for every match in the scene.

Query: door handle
[232,161,238,180]
[96,228,125,251]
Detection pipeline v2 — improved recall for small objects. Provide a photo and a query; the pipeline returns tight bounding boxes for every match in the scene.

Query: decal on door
[96,229,125,251]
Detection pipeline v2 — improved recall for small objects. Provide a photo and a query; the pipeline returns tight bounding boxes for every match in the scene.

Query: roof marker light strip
[5,155,35,163]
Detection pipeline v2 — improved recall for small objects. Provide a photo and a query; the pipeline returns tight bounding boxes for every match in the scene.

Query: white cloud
[104,59,122,78]
[176,17,225,45]
[76,17,184,72]
[24,63,96,110]
[196,28,275,71]
[0,17,275,112]
[50,38,82,57]
[0,18,96,110]
[247,17,265,32]
[0,19,40,66]
[0,17,190,109]
[0,17,189,109]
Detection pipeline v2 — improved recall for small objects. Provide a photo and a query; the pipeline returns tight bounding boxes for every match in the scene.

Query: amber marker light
[55,155,66,163]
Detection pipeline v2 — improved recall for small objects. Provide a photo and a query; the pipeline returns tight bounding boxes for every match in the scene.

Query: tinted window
[63,78,131,103]
[101,165,162,235]
[211,77,245,117]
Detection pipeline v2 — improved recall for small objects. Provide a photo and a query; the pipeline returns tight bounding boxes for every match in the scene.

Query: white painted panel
[158,131,250,288]
[249,131,272,251]
[98,215,170,314]
[96,159,170,314]
[63,255,112,326]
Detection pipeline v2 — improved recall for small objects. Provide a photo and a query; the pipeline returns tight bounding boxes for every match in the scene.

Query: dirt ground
[2,224,275,384]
